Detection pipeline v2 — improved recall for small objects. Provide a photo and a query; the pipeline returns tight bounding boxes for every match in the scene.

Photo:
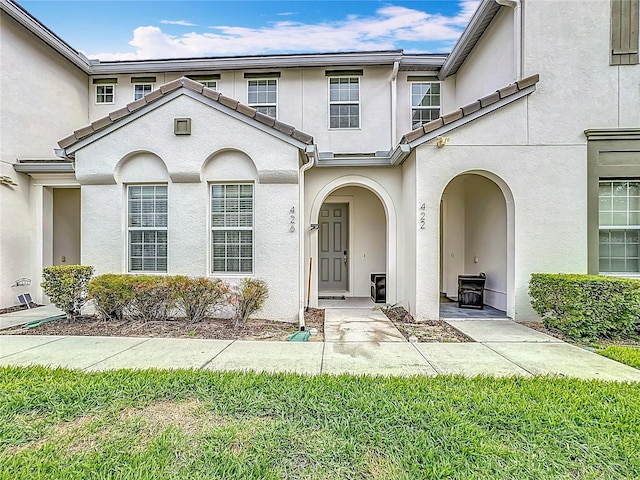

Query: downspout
[298,144,317,329]
[496,0,522,80]
[390,61,400,147]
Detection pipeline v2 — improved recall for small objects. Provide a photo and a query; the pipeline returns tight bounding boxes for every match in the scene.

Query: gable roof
[399,74,539,149]
[57,77,314,157]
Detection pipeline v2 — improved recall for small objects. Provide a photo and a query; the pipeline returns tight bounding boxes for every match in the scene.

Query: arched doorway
[440,172,513,316]
[309,176,397,307]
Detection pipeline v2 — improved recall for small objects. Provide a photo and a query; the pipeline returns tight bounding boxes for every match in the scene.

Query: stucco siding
[0,12,88,307]
[454,7,515,107]
[400,154,417,313]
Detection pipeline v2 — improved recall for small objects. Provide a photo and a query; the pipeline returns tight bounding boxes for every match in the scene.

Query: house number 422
[419,203,426,230]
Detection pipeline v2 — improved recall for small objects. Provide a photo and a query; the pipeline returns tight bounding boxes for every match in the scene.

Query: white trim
[309,176,397,307]
[328,76,361,130]
[95,84,115,105]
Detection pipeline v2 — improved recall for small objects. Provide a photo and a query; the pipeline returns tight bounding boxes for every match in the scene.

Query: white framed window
[134,83,153,100]
[96,84,115,104]
[201,80,217,90]
[598,179,640,273]
[128,185,168,272]
[411,82,441,129]
[329,77,360,129]
[211,184,254,274]
[247,79,277,118]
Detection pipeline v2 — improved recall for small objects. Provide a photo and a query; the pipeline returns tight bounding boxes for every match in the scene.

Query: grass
[598,346,640,369]
[1,367,639,479]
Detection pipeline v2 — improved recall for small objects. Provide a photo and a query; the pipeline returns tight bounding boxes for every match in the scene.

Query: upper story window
[128,185,168,273]
[411,82,441,130]
[598,180,640,273]
[611,0,639,65]
[131,77,156,101]
[188,75,220,91]
[134,84,153,100]
[93,78,117,104]
[247,79,277,118]
[329,77,360,129]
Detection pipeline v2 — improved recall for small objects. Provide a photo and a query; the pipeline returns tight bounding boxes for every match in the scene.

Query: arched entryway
[439,172,514,317]
[309,176,397,307]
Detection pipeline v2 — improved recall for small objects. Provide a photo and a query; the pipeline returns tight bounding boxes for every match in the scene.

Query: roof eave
[438,0,501,80]
[0,0,91,72]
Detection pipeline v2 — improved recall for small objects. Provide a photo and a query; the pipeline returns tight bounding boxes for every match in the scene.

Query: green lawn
[598,345,640,369]
[1,367,639,479]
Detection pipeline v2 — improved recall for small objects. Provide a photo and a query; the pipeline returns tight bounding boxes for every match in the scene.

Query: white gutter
[298,144,318,330]
[390,61,400,147]
[496,0,522,80]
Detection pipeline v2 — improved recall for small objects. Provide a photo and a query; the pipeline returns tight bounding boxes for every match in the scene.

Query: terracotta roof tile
[400,74,540,145]
[423,118,445,134]
[58,76,315,150]
[516,74,540,90]
[442,109,463,125]
[217,94,239,110]
[461,100,481,116]
[479,91,500,108]
[236,103,257,118]
[91,116,112,131]
[109,106,130,122]
[159,78,182,94]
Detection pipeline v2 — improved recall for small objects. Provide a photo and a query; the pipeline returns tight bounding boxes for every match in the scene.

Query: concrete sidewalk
[0,310,638,381]
[0,304,65,330]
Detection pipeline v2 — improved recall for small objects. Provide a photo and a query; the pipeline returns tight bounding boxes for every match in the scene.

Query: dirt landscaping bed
[0,308,325,342]
[383,306,470,342]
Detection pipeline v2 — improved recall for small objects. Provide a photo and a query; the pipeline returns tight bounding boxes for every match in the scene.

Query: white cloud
[89,2,477,61]
[159,20,198,26]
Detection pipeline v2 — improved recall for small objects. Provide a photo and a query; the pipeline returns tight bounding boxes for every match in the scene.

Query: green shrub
[529,273,640,340]
[88,274,137,321]
[127,276,176,322]
[41,265,94,319]
[231,278,269,327]
[172,276,230,323]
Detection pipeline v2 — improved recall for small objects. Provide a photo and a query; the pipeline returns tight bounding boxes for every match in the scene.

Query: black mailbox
[371,273,386,303]
[457,273,486,309]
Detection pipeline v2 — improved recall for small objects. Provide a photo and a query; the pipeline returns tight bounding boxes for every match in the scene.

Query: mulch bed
[383,306,470,342]
[0,303,41,314]
[1,308,325,342]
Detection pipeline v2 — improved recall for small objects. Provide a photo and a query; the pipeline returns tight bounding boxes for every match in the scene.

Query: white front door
[319,203,348,291]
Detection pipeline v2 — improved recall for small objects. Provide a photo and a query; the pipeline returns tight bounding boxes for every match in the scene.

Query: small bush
[232,278,269,327]
[88,274,136,320]
[41,265,94,319]
[172,276,230,323]
[529,273,640,340]
[127,276,176,322]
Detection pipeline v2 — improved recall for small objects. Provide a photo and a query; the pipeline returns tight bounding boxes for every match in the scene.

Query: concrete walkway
[0,308,638,381]
[0,304,65,330]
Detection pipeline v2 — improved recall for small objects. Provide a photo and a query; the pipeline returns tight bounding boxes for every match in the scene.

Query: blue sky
[19,0,479,60]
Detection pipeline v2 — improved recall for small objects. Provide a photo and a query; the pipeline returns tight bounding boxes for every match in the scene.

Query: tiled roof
[58,76,314,151]
[400,74,540,145]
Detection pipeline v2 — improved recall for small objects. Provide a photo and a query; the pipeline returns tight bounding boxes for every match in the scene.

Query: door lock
[343,250,348,265]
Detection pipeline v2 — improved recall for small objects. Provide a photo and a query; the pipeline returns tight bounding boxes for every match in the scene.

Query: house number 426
[289,206,296,232]
[418,203,426,230]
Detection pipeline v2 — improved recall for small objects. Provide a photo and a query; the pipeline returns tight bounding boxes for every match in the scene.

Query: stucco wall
[0,12,88,307]
[400,154,417,313]
[414,97,587,321]
[454,7,515,107]
[76,94,301,321]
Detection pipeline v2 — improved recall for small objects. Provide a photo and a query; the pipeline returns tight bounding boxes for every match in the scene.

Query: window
[411,82,441,129]
[128,185,168,272]
[329,77,359,129]
[201,80,217,90]
[96,84,115,104]
[599,180,640,273]
[211,184,254,274]
[134,83,153,100]
[248,80,277,117]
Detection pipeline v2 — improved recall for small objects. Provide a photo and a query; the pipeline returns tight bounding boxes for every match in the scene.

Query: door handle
[343,250,347,265]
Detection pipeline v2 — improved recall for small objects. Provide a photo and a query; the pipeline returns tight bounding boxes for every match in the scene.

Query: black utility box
[371,273,386,303]
[457,273,486,309]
